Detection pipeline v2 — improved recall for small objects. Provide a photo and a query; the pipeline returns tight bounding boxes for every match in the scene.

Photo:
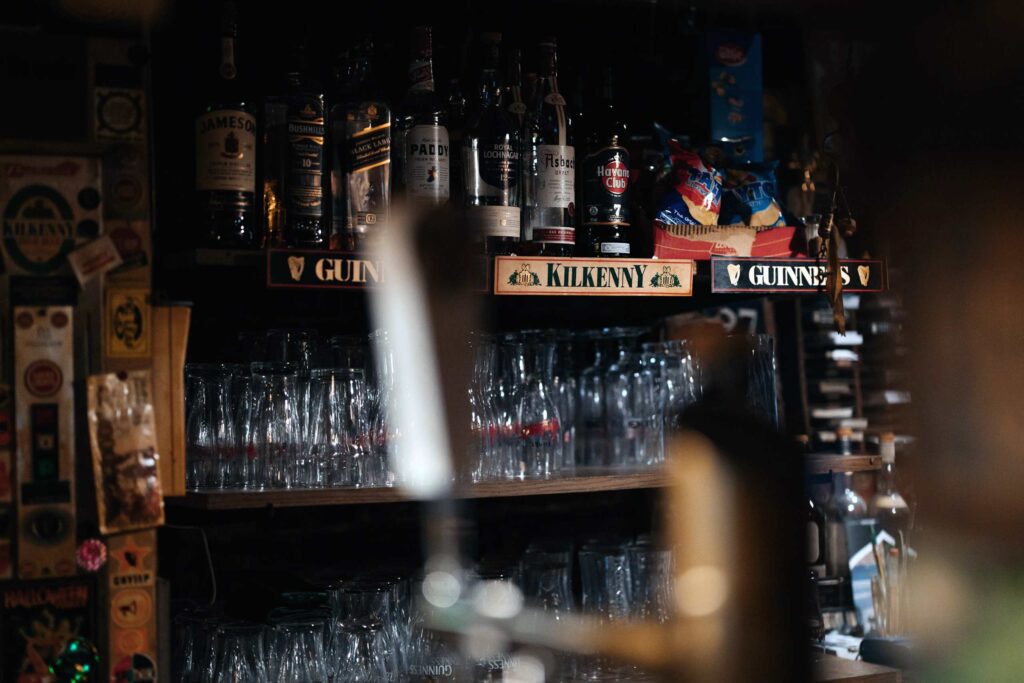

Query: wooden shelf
[813,653,900,682]
[167,469,669,510]
[806,454,882,475]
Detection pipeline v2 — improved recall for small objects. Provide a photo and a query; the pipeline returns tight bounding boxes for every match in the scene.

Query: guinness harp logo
[727,263,742,286]
[857,265,870,288]
[288,256,306,281]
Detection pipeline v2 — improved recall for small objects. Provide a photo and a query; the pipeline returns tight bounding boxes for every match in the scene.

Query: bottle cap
[836,427,853,438]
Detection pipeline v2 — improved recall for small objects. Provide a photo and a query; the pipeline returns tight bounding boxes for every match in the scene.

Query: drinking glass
[334,622,391,682]
[579,542,634,680]
[186,364,234,490]
[175,611,222,683]
[269,618,329,683]
[214,623,269,683]
[604,352,661,469]
[250,362,300,489]
[627,542,673,624]
[516,339,562,479]
[309,368,367,488]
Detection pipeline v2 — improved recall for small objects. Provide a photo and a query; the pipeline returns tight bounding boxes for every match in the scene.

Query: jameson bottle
[397,26,450,206]
[579,67,631,258]
[330,42,390,251]
[267,44,326,247]
[195,2,257,247]
[463,33,520,255]
[524,39,575,256]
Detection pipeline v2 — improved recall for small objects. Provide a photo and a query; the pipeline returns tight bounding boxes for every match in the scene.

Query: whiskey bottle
[396,26,450,206]
[523,38,575,257]
[270,43,326,247]
[195,2,257,247]
[504,46,526,131]
[579,67,631,258]
[463,33,521,255]
[330,41,390,252]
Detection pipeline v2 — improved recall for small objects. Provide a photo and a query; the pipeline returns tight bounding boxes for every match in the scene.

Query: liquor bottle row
[196,12,632,258]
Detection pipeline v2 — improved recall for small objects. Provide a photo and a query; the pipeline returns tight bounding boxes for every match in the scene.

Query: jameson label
[494,256,694,296]
[195,109,256,192]
[286,100,325,218]
[582,146,630,226]
[710,257,886,293]
[537,145,574,208]
[405,125,450,202]
[0,155,101,275]
[468,205,520,238]
[464,139,519,206]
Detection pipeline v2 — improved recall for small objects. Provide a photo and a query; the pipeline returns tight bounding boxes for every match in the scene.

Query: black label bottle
[195,2,257,248]
[463,33,520,255]
[523,39,575,256]
[397,27,450,206]
[579,67,631,258]
[330,42,390,252]
[268,44,326,247]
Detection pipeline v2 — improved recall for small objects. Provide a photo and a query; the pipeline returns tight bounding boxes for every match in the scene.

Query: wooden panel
[806,455,882,475]
[813,653,900,682]
[166,469,669,510]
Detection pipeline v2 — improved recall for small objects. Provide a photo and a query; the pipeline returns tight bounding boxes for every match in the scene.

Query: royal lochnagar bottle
[463,33,521,255]
[195,2,257,247]
[269,44,326,247]
[397,26,450,206]
[524,39,575,256]
[579,68,631,258]
[330,42,390,251]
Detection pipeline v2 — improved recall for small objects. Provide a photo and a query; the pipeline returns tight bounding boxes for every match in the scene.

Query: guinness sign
[711,257,885,293]
[267,249,383,289]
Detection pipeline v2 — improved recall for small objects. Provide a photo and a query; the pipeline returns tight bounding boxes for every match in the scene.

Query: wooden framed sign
[494,257,696,296]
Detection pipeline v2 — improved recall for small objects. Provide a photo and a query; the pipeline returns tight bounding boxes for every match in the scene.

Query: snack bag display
[655,141,724,226]
[720,161,786,227]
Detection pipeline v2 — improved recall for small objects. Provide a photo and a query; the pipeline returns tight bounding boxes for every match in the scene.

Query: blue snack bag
[720,161,785,226]
[655,142,724,226]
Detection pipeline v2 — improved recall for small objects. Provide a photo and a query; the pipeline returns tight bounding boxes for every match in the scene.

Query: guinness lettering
[711,257,885,293]
[267,249,387,289]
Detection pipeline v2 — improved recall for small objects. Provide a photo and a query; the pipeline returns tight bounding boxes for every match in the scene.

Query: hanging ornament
[76,539,107,573]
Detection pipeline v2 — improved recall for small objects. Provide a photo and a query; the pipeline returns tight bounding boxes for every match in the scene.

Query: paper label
[107,289,150,358]
[67,234,123,285]
[404,125,450,202]
[195,109,256,193]
[537,144,575,208]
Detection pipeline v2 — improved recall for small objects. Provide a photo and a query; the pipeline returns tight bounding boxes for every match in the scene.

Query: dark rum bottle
[195,1,257,247]
[579,67,631,258]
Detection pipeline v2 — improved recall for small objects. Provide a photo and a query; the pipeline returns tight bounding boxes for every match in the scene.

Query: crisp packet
[720,161,785,227]
[655,141,724,225]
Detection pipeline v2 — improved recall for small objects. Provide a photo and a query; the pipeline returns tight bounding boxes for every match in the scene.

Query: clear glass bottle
[523,38,575,256]
[463,33,521,255]
[871,432,912,549]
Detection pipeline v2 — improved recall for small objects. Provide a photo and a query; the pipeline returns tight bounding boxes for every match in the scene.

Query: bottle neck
[219,33,237,81]
[878,462,898,495]
[409,29,435,93]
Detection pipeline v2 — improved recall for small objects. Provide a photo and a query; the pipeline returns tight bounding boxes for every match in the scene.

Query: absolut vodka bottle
[523,39,575,257]
[396,27,450,206]
[463,33,521,255]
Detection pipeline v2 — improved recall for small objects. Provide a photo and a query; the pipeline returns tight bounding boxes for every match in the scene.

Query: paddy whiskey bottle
[195,2,257,247]
[523,39,575,256]
[396,27,450,206]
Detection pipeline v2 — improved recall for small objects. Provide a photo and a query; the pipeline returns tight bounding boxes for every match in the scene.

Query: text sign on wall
[494,257,695,296]
[267,249,383,289]
[710,257,885,293]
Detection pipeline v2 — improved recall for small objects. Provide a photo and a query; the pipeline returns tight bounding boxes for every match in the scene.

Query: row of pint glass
[185,362,391,491]
[468,328,703,482]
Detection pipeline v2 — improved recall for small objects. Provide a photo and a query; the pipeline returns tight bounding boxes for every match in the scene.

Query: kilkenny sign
[710,257,886,293]
[267,249,383,289]
[494,257,695,296]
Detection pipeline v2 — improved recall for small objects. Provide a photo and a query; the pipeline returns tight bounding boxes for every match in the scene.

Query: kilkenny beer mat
[87,371,165,535]
[494,257,696,296]
[106,530,158,682]
[14,305,77,579]
[710,257,886,293]
[1,578,97,682]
